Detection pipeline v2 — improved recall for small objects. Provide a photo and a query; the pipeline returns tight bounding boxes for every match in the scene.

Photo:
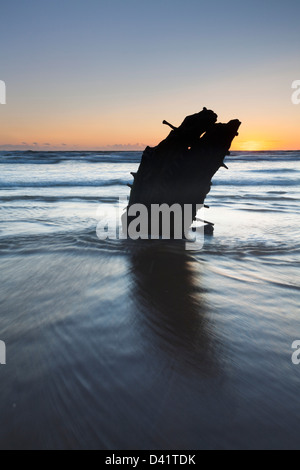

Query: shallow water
[0,151,299,449]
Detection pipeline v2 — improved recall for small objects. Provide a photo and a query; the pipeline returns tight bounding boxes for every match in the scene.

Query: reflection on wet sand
[128,241,220,377]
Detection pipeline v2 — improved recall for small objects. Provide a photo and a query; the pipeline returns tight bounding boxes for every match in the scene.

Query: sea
[0,150,299,449]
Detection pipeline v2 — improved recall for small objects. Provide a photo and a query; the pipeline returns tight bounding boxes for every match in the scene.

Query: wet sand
[0,238,299,449]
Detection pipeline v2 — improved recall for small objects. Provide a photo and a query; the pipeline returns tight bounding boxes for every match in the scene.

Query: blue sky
[1,0,299,149]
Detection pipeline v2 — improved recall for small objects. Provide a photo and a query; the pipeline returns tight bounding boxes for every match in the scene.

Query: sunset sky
[0,0,299,151]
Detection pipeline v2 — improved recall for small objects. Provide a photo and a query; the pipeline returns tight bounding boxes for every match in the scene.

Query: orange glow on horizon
[1,138,299,152]
[1,113,299,152]
[231,139,277,152]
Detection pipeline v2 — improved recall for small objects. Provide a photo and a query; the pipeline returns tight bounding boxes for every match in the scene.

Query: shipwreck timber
[123,108,241,239]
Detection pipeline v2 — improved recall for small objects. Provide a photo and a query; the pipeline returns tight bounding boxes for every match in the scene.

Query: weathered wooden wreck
[123,108,241,239]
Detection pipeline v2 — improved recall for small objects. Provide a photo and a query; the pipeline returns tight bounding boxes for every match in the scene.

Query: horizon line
[1,148,300,153]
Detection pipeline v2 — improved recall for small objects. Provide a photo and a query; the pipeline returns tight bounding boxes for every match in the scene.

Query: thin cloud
[103,143,146,150]
[0,142,147,151]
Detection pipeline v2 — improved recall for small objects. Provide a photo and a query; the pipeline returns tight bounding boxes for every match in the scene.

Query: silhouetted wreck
[124,108,241,239]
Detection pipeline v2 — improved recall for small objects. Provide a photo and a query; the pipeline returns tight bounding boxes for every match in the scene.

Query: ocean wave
[250,168,299,174]
[213,179,300,187]
[1,227,299,260]
[0,151,142,165]
[211,194,297,201]
[1,150,300,165]
[0,195,120,203]
[0,179,130,188]
[0,229,128,255]
[1,177,299,189]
